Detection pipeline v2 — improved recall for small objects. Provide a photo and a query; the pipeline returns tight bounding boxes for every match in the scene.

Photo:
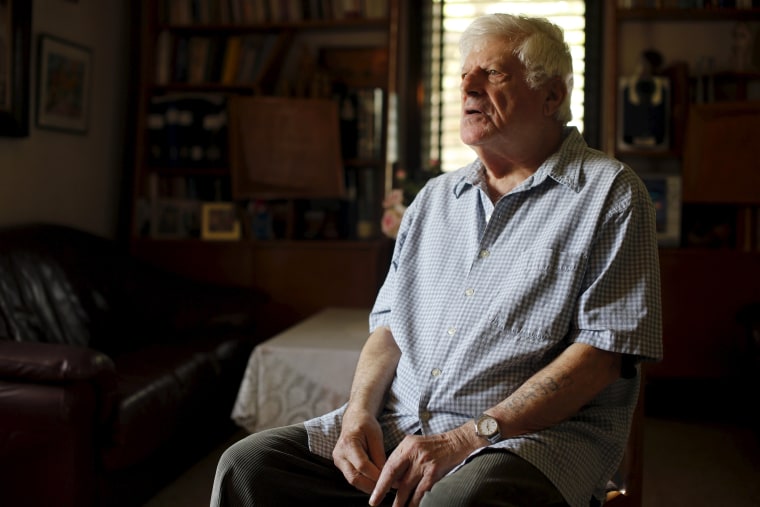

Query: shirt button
[479,249,490,258]
[464,288,474,296]
[431,368,442,377]
[420,411,431,422]
[447,327,456,336]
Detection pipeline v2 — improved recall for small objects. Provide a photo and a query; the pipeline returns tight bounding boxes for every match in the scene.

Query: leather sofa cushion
[100,335,250,470]
[101,342,216,469]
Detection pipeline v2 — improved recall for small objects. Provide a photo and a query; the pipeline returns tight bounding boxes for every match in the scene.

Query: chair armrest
[0,341,115,382]
[0,341,118,423]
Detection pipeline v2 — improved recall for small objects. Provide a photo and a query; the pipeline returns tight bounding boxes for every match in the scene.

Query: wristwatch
[474,413,501,445]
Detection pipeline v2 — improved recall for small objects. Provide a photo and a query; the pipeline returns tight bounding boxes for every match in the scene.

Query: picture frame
[201,202,241,241]
[641,173,682,248]
[0,0,31,137]
[151,199,200,239]
[36,34,92,134]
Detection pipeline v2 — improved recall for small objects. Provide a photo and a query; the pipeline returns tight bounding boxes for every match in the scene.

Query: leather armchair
[0,224,268,507]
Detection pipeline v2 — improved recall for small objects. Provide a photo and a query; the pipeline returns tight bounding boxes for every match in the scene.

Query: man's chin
[460,129,489,147]
[460,119,493,143]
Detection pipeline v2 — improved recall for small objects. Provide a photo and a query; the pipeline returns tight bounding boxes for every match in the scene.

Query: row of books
[159,0,387,25]
[336,87,384,161]
[618,0,758,7]
[155,31,289,86]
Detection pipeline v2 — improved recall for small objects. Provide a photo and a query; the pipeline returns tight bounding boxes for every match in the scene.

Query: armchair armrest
[0,341,118,422]
[0,341,115,381]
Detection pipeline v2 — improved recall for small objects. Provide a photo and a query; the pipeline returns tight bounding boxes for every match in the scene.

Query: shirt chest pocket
[492,248,587,344]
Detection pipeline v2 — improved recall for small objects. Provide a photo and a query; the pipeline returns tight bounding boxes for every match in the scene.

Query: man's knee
[418,451,569,507]
[218,425,307,476]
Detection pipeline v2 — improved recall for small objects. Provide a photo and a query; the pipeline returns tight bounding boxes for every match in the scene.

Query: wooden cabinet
[126,1,401,327]
[602,3,760,380]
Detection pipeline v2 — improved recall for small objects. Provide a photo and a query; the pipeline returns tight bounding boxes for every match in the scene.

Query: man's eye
[488,69,500,76]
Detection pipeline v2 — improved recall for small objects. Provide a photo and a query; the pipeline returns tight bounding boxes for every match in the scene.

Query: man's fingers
[409,475,436,507]
[333,455,377,494]
[370,455,408,506]
[368,433,387,472]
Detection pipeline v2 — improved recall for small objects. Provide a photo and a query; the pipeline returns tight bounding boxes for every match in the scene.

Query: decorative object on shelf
[380,162,442,239]
[731,21,753,72]
[35,34,91,134]
[0,0,30,137]
[617,49,670,151]
[151,199,201,239]
[380,189,405,239]
[201,201,241,241]
[229,96,344,199]
[147,93,228,168]
[681,101,760,205]
[640,173,682,248]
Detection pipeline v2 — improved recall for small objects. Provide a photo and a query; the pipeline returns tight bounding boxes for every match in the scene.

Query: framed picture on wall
[36,34,92,134]
[0,0,31,137]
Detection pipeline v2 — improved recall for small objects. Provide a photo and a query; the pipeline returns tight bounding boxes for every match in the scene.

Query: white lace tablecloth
[231,307,370,433]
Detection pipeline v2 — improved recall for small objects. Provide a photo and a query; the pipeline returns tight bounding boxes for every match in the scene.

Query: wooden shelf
[616,7,760,21]
[603,3,760,382]
[159,18,389,32]
[128,0,403,322]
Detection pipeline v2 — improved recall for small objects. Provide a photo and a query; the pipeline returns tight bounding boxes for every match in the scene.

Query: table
[231,307,370,433]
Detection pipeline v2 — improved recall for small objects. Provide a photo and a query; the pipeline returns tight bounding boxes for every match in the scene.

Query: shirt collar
[453,127,586,198]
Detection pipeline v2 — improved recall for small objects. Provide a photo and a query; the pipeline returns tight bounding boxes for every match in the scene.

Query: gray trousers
[210,424,573,507]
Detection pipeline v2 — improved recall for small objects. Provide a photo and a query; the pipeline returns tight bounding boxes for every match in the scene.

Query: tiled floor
[144,417,760,506]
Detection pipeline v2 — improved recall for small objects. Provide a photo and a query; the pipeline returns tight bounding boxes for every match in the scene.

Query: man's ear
[543,77,567,118]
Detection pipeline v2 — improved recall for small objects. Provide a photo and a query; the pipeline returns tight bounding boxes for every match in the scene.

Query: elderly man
[211,13,662,507]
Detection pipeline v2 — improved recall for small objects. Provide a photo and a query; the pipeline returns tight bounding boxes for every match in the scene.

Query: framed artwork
[201,202,241,241]
[0,0,31,137]
[36,34,92,134]
[228,96,344,199]
[151,199,200,239]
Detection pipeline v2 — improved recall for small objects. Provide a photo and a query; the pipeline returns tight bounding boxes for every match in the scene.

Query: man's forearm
[491,343,623,437]
[346,326,401,417]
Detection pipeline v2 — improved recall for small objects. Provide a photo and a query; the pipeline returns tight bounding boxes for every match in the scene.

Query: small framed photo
[641,174,682,247]
[36,34,92,134]
[151,199,200,239]
[201,202,241,241]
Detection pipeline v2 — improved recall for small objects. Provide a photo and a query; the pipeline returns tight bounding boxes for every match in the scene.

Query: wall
[0,0,129,239]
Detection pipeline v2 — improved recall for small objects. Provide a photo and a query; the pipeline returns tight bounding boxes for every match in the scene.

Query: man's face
[459,37,548,150]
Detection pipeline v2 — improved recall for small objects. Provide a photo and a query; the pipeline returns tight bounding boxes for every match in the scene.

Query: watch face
[477,416,498,436]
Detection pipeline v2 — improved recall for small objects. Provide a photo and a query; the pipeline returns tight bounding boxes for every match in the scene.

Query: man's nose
[461,71,484,95]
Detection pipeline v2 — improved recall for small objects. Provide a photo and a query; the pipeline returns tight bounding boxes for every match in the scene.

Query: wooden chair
[737,303,760,438]
[603,373,646,506]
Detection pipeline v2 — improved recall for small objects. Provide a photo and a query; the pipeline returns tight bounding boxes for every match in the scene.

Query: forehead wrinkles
[469,37,516,64]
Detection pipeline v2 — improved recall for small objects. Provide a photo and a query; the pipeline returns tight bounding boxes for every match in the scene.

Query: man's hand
[332,406,388,495]
[369,424,483,507]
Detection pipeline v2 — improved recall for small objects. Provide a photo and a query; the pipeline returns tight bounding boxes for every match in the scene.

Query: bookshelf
[127,0,400,326]
[601,2,760,382]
